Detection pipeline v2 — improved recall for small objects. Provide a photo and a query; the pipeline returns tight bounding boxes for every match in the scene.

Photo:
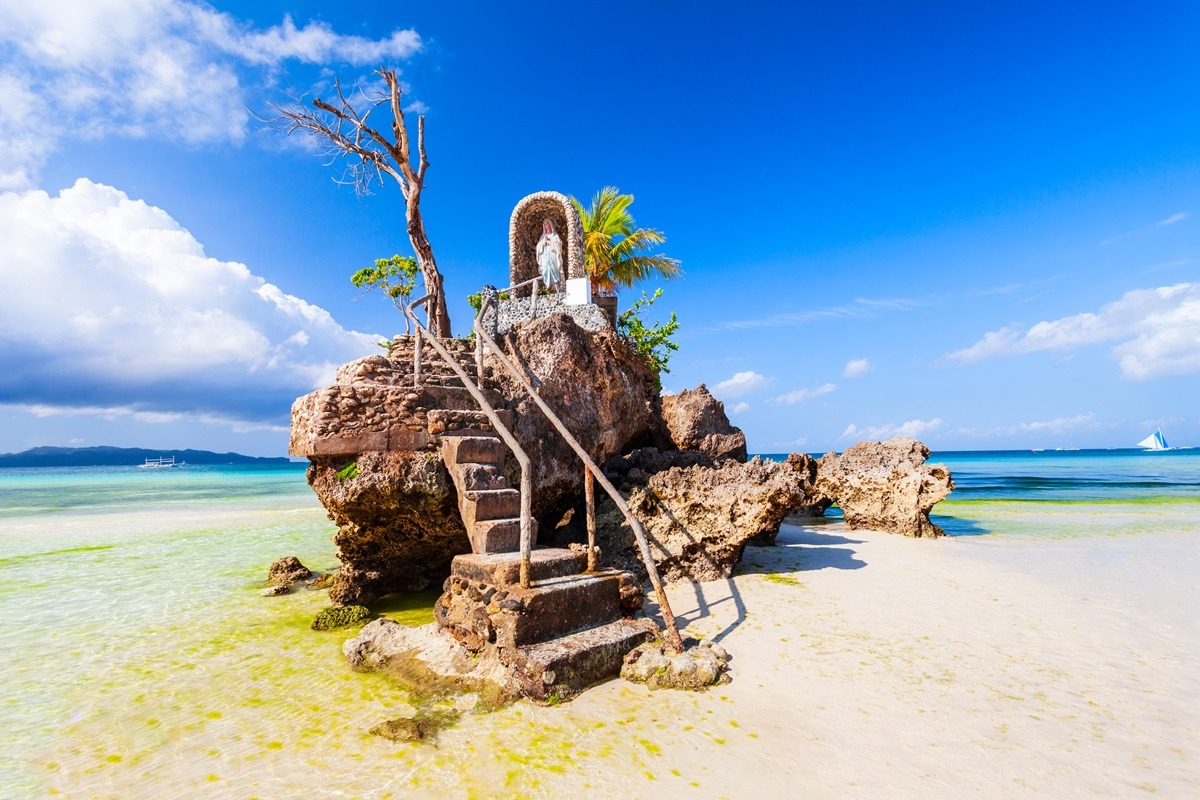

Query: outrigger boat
[139,455,183,468]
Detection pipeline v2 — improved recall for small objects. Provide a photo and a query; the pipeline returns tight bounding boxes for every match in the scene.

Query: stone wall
[481,293,609,337]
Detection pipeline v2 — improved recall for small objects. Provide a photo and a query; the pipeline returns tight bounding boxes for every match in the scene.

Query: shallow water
[2,452,1197,798]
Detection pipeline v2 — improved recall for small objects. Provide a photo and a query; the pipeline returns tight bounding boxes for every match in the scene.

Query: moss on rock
[311,605,370,631]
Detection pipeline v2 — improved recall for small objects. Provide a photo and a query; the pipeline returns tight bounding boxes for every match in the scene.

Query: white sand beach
[29,513,1197,800]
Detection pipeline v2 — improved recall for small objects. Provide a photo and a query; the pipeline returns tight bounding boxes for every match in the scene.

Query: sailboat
[1136,429,1169,451]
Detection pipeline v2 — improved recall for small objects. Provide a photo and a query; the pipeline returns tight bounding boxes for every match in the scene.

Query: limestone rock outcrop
[660,385,747,462]
[489,313,661,518]
[595,449,819,582]
[815,437,954,537]
[291,316,661,607]
[307,450,469,606]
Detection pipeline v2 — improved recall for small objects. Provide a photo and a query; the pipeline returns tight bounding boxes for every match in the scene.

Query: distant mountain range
[0,446,291,468]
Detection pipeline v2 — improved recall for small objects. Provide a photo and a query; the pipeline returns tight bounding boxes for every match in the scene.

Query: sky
[1,0,1198,456]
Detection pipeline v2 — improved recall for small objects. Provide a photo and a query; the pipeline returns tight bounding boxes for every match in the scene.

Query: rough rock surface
[660,385,747,462]
[816,437,954,537]
[311,605,370,631]
[307,450,469,606]
[621,639,731,690]
[748,452,832,545]
[595,449,819,582]
[488,313,661,521]
[267,556,312,587]
[344,618,516,707]
[292,316,662,607]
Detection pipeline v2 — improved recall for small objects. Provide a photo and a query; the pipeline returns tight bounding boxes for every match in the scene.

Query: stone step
[451,547,587,587]
[463,488,520,522]
[442,435,505,467]
[509,618,659,701]
[495,572,623,648]
[469,517,529,554]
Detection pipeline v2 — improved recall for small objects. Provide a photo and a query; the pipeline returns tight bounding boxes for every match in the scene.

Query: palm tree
[571,187,682,296]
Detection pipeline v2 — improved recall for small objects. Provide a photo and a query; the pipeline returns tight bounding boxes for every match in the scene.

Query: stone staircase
[437,432,656,700]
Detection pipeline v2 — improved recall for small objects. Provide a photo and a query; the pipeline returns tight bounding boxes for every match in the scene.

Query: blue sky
[1,1,1198,456]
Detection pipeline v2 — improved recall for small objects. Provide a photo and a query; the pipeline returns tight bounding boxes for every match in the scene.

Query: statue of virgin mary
[535,218,563,290]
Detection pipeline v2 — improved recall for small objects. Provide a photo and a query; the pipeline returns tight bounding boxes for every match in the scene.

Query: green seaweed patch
[310,605,370,631]
[761,573,803,587]
[0,544,115,567]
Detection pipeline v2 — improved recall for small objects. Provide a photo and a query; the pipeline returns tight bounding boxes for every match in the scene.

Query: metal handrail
[404,295,537,588]
[473,292,685,653]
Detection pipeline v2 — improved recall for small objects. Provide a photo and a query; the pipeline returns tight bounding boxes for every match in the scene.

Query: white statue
[536,218,563,290]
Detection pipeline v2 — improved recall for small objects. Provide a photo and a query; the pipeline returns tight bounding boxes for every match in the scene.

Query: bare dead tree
[265,68,452,338]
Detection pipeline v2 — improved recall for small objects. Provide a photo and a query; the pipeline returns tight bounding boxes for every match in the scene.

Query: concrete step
[451,547,586,587]
[442,435,505,466]
[469,517,529,553]
[495,571,623,647]
[509,617,659,701]
[463,488,520,522]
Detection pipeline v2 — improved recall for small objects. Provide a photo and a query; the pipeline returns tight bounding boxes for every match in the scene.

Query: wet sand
[29,516,1198,799]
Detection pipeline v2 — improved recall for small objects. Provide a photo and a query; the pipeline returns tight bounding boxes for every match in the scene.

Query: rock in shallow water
[311,605,371,631]
[267,556,312,587]
[816,436,954,537]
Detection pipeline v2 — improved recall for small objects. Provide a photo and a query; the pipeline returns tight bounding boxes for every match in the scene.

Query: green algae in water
[311,605,370,630]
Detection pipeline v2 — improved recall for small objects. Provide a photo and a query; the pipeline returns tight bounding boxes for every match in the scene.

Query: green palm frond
[571,187,681,295]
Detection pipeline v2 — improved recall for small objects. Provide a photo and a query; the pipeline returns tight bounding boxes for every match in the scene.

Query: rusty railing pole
[584,466,597,572]
[413,328,422,388]
[530,276,539,322]
[519,461,533,587]
[476,332,686,654]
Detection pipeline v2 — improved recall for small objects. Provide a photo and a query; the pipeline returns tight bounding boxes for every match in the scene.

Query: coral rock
[815,437,954,537]
[660,384,747,462]
[597,449,820,582]
[267,555,312,587]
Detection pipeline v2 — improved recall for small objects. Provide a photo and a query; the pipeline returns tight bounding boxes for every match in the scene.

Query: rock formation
[595,449,821,582]
[291,316,661,607]
[267,556,313,587]
[660,385,747,461]
[816,437,954,537]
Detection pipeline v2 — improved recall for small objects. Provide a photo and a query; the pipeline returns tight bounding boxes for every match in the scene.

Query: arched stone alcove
[508,191,585,294]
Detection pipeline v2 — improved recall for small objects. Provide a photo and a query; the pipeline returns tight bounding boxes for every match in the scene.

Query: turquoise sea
[1,450,1197,798]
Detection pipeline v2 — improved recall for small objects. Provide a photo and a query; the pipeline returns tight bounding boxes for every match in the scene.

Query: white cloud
[947,283,1200,380]
[1101,211,1189,245]
[769,383,837,405]
[843,358,872,378]
[712,370,770,399]
[0,1,422,187]
[842,418,944,440]
[729,402,749,414]
[706,296,922,332]
[0,179,378,427]
[954,413,1105,438]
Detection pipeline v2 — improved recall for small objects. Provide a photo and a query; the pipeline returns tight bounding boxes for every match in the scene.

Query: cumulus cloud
[0,0,422,188]
[843,358,872,378]
[0,179,378,427]
[769,383,837,405]
[947,283,1200,380]
[842,418,944,440]
[729,402,750,414]
[712,370,770,399]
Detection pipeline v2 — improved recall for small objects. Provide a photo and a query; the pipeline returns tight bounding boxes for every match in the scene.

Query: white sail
[1137,429,1168,450]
